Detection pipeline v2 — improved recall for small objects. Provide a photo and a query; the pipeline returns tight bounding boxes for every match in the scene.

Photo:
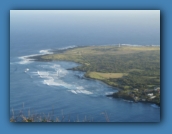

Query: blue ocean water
[10,10,160,122]
[10,43,160,122]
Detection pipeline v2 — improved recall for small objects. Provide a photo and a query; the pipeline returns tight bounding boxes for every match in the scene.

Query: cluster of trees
[72,50,160,90]
[73,51,160,74]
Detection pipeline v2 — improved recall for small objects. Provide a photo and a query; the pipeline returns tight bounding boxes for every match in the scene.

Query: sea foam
[68,86,93,95]
[18,49,53,65]
[39,49,53,54]
[32,69,93,95]
[58,45,77,50]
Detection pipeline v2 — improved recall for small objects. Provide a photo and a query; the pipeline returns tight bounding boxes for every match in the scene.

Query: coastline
[27,45,160,106]
[106,92,160,106]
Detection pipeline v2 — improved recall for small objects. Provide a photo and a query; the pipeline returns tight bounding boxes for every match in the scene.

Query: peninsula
[30,45,160,105]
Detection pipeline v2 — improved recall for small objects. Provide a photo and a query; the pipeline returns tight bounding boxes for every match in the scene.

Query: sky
[10,10,160,45]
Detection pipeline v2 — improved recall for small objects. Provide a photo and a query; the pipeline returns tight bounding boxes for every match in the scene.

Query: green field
[88,72,128,80]
[42,45,159,60]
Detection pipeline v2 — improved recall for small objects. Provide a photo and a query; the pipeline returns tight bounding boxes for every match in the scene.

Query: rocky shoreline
[28,46,86,62]
[27,46,160,107]
[106,92,160,106]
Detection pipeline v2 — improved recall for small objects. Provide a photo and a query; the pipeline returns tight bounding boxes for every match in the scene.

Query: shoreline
[28,55,160,106]
[28,46,86,61]
[27,45,160,106]
[106,92,160,106]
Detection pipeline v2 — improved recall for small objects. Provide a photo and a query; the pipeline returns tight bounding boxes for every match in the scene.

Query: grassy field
[42,46,160,60]
[88,72,128,80]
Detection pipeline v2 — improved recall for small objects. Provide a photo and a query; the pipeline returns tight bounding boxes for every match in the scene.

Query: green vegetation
[107,88,160,106]
[34,45,160,105]
[88,72,128,80]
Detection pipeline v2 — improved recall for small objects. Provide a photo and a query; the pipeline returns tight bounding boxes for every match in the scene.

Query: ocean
[10,10,160,122]
[10,43,160,122]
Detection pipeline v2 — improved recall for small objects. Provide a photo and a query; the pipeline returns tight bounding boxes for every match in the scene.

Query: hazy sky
[10,10,160,45]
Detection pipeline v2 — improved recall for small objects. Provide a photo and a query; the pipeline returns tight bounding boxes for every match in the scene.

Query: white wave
[37,71,49,76]
[58,45,77,50]
[105,92,114,95]
[70,90,78,94]
[30,69,93,95]
[68,86,93,95]
[18,54,41,65]
[39,49,53,54]
[31,64,68,86]
[17,46,76,65]
[18,56,34,64]
[31,71,51,79]
[18,48,53,65]
[19,54,42,59]
[76,86,84,90]
[43,79,72,89]
[39,73,93,95]
[37,71,52,79]
[76,89,93,94]
[34,70,70,87]
[29,62,92,95]
[50,64,68,77]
